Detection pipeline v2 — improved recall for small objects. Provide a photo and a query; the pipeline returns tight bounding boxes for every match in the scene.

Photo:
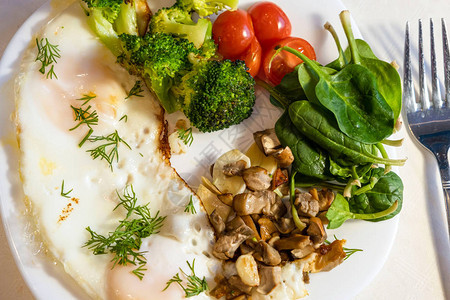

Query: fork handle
[440,180,450,237]
[434,151,450,237]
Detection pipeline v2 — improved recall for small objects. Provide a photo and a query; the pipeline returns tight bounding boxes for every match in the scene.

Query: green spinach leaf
[326,193,399,229]
[275,112,332,180]
[288,101,405,166]
[349,168,403,221]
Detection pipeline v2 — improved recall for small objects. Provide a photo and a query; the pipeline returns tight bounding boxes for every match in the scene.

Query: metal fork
[404,19,450,236]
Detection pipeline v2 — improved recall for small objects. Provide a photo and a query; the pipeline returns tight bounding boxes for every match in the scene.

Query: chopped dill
[84,185,166,280]
[125,81,144,99]
[35,37,60,79]
[184,195,196,214]
[76,93,97,106]
[163,259,208,297]
[325,235,363,261]
[60,180,73,198]
[177,127,194,146]
[86,130,131,170]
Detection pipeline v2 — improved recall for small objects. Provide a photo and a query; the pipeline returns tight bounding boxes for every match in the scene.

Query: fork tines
[404,18,450,112]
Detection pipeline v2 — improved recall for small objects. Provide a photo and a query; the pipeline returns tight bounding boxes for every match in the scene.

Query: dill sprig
[177,127,194,146]
[163,259,208,297]
[60,180,73,198]
[184,195,196,214]
[325,235,363,261]
[35,37,61,79]
[70,93,98,147]
[86,130,131,170]
[76,93,97,106]
[70,105,99,131]
[125,81,144,99]
[84,185,166,280]
[119,114,128,122]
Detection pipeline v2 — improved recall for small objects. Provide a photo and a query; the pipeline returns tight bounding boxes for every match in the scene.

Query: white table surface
[0,0,449,299]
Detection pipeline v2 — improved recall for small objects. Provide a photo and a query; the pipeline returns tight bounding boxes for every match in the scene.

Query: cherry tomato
[262,37,316,85]
[212,9,255,58]
[248,2,291,47]
[236,38,262,77]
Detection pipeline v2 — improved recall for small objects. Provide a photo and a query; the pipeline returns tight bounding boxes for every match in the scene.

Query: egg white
[15,2,219,299]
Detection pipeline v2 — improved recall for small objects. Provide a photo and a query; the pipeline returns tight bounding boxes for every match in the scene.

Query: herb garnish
[76,93,97,106]
[60,180,73,198]
[35,38,61,79]
[177,127,194,146]
[119,114,128,122]
[70,105,99,131]
[86,130,131,170]
[164,259,208,297]
[84,185,166,279]
[325,235,363,261]
[125,81,144,99]
[184,195,196,214]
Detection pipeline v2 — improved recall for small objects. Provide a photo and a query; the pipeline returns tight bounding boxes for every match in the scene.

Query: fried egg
[15,2,219,299]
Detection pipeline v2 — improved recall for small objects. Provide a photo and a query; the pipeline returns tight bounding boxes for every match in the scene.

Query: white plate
[0,0,400,299]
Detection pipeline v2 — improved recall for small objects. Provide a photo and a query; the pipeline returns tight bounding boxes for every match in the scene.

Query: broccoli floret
[82,0,140,56]
[173,60,255,132]
[175,0,239,17]
[149,6,215,56]
[118,32,200,113]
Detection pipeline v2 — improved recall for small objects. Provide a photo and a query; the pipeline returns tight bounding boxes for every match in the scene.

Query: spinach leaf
[275,112,332,180]
[297,62,336,105]
[326,39,378,70]
[256,70,306,109]
[339,11,401,120]
[329,158,373,181]
[288,101,405,166]
[326,193,399,229]
[285,45,394,144]
[349,168,403,221]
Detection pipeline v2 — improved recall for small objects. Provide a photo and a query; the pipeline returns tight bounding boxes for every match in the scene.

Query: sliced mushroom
[306,217,327,245]
[218,193,234,206]
[317,211,329,225]
[213,219,254,260]
[270,168,289,191]
[317,188,335,211]
[310,240,346,272]
[256,241,281,266]
[242,166,272,191]
[201,176,222,194]
[233,190,274,216]
[236,254,260,286]
[264,195,286,220]
[256,265,281,295]
[291,244,315,259]
[213,149,250,195]
[197,184,232,221]
[241,215,261,240]
[223,160,248,177]
[272,146,294,168]
[245,142,278,175]
[253,129,281,156]
[228,275,253,294]
[274,234,311,251]
[295,192,319,217]
[258,218,278,241]
[274,217,295,234]
[209,209,226,235]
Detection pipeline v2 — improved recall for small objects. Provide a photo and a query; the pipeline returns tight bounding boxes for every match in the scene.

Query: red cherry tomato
[262,37,316,85]
[248,2,292,47]
[236,38,262,77]
[212,9,255,58]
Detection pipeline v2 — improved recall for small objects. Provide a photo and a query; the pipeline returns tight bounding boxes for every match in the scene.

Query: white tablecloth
[0,0,449,299]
